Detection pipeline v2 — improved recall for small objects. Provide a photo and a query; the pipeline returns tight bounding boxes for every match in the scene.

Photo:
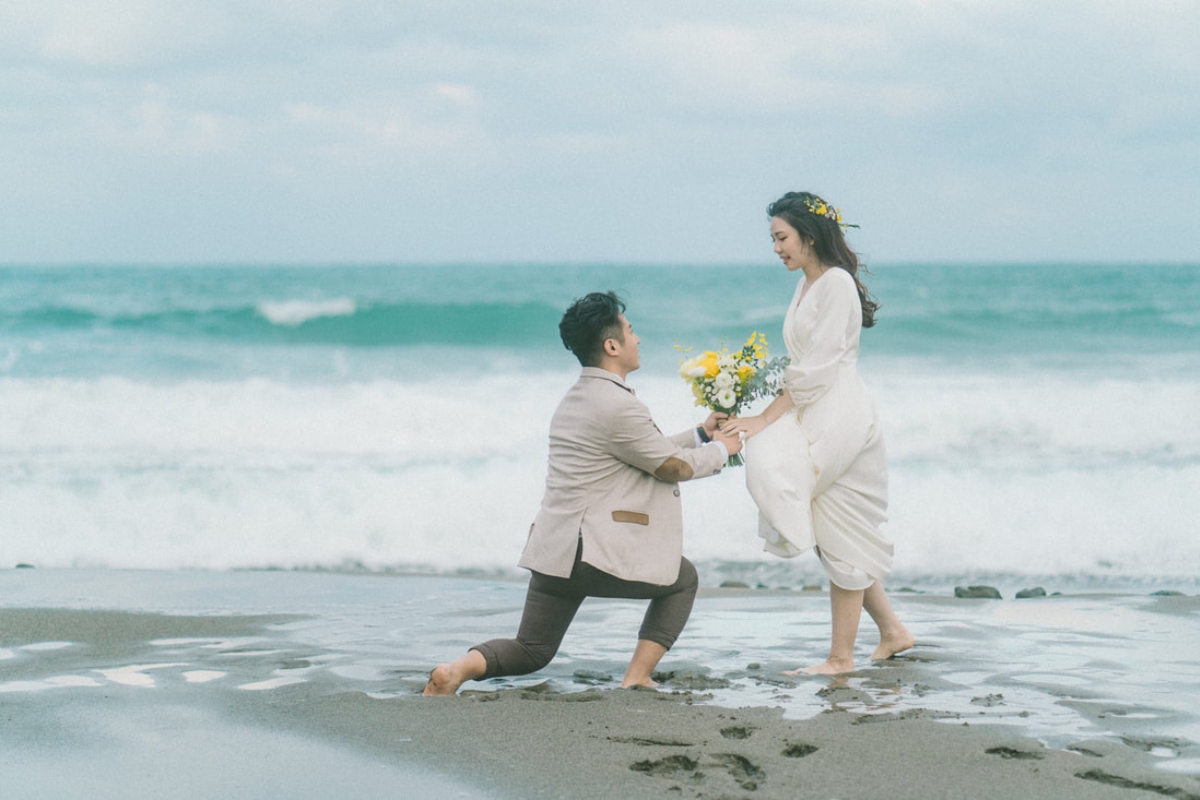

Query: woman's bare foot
[871,626,915,661]
[620,677,660,689]
[784,655,855,676]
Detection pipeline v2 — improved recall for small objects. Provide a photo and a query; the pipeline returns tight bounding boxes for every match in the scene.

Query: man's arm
[653,427,741,481]
[603,391,732,481]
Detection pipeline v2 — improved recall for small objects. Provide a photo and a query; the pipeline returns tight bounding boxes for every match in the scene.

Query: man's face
[611,314,641,374]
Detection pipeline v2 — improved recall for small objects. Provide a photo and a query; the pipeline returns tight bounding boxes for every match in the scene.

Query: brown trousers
[472,542,698,680]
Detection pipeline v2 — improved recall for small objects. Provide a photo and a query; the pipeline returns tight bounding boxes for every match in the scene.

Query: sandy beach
[2,568,1199,799]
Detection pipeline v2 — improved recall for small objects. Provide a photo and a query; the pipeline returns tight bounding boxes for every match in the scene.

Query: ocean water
[2,262,1198,592]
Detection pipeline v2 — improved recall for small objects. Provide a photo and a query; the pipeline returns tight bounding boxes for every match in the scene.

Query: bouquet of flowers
[677,332,788,466]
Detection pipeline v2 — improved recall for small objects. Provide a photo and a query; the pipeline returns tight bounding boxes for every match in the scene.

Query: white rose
[717,388,737,408]
[717,355,737,371]
[679,357,706,379]
[713,370,735,389]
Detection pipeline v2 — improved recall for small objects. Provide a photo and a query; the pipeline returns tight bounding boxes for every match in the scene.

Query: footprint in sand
[630,752,766,791]
[629,754,700,781]
[713,753,764,790]
[782,742,818,758]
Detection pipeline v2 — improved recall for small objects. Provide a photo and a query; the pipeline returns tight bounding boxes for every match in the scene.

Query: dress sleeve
[784,274,857,408]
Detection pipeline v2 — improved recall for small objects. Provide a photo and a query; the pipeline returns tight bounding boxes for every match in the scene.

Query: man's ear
[604,338,619,356]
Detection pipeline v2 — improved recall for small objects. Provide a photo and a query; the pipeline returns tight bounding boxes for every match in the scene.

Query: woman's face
[770,216,809,272]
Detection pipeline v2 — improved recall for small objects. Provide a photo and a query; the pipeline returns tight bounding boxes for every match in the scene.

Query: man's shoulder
[577,367,630,387]
[555,371,645,432]
[569,369,636,401]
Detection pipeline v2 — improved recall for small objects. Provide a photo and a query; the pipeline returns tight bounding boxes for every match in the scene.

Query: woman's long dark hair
[767,191,879,328]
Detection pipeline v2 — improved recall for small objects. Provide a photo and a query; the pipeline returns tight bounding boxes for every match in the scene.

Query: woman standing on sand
[721,191,913,675]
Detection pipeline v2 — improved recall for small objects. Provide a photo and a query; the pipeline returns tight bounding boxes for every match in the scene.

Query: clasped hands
[708,411,770,442]
[701,411,751,456]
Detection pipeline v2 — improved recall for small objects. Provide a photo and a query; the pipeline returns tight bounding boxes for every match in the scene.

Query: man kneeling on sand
[425,291,741,694]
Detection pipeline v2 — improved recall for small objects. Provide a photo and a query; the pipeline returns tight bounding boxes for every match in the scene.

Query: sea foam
[2,367,1198,585]
[257,298,357,326]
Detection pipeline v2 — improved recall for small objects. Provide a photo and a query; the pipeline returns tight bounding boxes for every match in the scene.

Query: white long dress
[743,267,893,590]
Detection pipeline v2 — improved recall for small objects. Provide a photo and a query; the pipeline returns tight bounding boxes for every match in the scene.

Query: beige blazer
[518,367,727,586]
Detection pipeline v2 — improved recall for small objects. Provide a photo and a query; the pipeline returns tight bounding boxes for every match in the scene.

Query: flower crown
[803,198,859,231]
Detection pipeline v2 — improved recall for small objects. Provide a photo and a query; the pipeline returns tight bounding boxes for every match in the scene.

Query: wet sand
[2,569,1199,798]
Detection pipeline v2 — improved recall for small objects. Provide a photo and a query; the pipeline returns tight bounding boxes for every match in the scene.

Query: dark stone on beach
[954,585,1002,599]
[573,669,613,685]
[719,580,750,589]
[986,746,1044,760]
[654,670,731,690]
[15,563,35,569]
[1150,590,1185,596]
[1015,587,1047,598]
[746,663,761,671]
[817,685,875,705]
[520,680,555,693]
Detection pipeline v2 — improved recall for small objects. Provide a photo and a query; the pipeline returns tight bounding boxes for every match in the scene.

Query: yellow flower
[699,351,720,379]
[743,331,768,361]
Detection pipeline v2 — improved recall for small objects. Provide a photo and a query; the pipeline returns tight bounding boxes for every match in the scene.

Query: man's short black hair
[559,291,626,367]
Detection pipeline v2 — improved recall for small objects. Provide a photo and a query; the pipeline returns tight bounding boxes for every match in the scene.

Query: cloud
[0,0,1197,263]
[2,0,227,68]
[281,82,483,162]
[87,83,232,154]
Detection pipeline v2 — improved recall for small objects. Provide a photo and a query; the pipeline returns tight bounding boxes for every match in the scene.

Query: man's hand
[712,427,743,456]
[702,411,729,438]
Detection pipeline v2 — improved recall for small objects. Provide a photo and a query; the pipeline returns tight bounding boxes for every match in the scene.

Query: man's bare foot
[871,627,915,661]
[422,664,463,696]
[423,651,487,696]
[784,655,855,676]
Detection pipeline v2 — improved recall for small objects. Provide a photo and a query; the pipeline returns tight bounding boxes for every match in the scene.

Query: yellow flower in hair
[803,197,859,231]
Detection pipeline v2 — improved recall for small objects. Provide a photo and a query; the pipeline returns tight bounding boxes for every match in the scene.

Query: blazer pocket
[611,510,650,526]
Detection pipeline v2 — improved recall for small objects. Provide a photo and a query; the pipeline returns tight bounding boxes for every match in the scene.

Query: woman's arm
[721,390,794,439]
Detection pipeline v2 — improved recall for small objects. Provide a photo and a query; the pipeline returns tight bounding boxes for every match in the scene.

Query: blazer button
[673,489,680,497]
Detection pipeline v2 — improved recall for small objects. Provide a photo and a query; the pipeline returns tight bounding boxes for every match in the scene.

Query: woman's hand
[721,414,770,439]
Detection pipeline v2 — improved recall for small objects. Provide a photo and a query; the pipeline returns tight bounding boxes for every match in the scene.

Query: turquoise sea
[2,262,1198,592]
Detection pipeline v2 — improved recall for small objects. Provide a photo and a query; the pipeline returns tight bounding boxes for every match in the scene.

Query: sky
[1,0,1198,265]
